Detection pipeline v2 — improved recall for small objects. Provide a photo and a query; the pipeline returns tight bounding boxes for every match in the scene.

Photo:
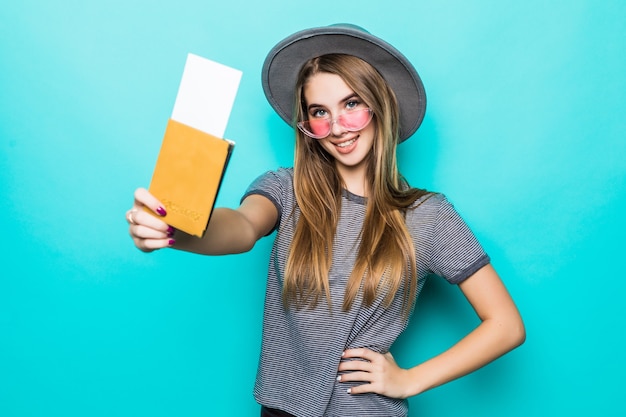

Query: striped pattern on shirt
[242,168,490,417]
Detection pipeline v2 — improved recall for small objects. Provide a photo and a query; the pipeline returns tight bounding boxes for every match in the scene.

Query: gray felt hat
[261,24,426,142]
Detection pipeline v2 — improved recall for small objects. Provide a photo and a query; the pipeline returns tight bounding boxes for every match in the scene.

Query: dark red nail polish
[168,239,176,246]
[167,227,175,237]
[156,206,167,216]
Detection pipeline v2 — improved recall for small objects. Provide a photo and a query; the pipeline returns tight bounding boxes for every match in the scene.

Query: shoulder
[242,167,295,221]
[407,192,490,282]
[244,167,294,193]
[405,192,468,235]
[408,191,446,213]
[253,167,294,186]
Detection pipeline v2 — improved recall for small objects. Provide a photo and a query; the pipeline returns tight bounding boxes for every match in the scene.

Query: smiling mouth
[336,137,357,148]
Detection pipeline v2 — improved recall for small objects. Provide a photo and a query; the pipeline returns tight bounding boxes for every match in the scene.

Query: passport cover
[147,118,234,237]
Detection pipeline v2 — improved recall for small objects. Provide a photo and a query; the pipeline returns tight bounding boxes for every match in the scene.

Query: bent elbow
[516,320,527,347]
[507,316,526,349]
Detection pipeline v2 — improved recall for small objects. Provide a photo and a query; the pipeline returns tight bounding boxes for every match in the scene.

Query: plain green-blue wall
[2,1,625,416]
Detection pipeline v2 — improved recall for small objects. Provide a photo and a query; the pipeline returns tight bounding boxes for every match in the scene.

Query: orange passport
[147,118,234,237]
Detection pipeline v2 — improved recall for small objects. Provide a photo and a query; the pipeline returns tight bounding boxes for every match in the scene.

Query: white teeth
[337,138,356,148]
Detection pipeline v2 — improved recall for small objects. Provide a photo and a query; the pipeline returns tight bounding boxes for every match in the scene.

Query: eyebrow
[306,93,359,110]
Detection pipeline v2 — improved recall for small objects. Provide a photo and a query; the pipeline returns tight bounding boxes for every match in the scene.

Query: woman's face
[302,72,375,178]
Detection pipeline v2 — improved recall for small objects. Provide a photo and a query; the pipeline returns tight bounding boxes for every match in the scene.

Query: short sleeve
[240,168,294,234]
[426,195,490,284]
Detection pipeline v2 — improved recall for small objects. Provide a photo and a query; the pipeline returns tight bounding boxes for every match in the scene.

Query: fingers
[127,188,175,252]
[133,187,167,217]
[337,363,374,395]
[342,348,379,362]
[337,349,407,397]
[129,223,175,252]
[337,371,371,384]
[127,207,167,230]
[337,349,380,393]
[131,233,175,253]
[337,357,373,374]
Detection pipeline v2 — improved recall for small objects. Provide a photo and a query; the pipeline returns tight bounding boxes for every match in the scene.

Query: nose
[329,117,347,137]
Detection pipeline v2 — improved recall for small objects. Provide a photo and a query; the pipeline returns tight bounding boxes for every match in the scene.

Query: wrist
[404,365,433,397]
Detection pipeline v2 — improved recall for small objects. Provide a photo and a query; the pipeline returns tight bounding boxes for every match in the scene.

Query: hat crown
[328,23,369,33]
[262,24,426,142]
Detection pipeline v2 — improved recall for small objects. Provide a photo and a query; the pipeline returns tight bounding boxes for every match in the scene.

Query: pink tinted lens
[308,119,330,137]
[340,109,370,130]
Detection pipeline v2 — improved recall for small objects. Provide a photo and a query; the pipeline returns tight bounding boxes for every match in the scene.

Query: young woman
[126,24,525,417]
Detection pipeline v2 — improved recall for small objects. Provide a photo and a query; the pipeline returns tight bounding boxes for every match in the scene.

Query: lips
[334,136,359,154]
[337,137,357,148]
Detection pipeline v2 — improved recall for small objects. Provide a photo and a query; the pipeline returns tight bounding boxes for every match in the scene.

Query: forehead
[303,72,354,106]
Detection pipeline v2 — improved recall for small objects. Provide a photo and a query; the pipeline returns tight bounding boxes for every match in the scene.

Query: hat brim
[262,25,426,142]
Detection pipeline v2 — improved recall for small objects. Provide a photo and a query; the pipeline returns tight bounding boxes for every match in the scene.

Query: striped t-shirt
[242,168,490,417]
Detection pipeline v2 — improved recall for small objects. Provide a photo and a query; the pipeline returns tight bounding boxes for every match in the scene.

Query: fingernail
[336,375,341,382]
[168,239,176,246]
[347,388,351,394]
[156,206,167,216]
[167,226,175,237]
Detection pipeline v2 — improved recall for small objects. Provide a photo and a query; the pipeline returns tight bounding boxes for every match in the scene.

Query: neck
[337,164,368,197]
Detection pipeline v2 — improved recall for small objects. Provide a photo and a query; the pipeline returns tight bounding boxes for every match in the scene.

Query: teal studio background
[1,1,625,416]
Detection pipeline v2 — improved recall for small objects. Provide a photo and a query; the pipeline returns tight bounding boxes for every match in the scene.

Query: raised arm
[126,187,277,255]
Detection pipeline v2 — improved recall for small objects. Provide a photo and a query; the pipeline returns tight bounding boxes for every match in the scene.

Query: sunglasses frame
[297,108,374,139]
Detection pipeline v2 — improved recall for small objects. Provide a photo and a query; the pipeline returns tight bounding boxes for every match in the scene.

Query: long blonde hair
[284,54,430,315]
